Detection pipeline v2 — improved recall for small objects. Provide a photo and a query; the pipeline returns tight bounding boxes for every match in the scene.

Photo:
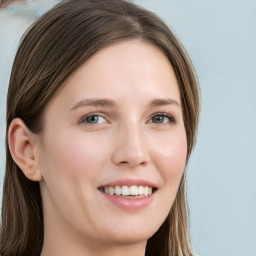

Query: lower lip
[100,191,155,210]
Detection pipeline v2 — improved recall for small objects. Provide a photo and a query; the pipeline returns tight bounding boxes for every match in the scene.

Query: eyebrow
[148,98,181,107]
[70,98,180,111]
[70,98,116,111]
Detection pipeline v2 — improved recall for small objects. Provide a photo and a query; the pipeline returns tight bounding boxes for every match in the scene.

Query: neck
[41,241,146,256]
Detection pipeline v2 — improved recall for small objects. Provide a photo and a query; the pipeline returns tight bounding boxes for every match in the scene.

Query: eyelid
[148,112,176,124]
[78,111,176,126]
[79,112,108,125]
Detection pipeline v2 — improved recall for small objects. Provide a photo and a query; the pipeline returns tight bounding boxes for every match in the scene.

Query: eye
[150,113,175,124]
[81,114,107,124]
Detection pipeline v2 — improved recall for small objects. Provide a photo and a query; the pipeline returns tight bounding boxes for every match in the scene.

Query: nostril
[120,161,129,164]
[111,145,148,168]
[141,161,147,166]
[118,160,146,168]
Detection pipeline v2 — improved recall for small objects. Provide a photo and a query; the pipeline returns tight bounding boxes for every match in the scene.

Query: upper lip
[99,179,158,188]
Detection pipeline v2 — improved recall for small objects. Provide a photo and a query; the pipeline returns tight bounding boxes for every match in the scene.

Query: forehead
[46,40,180,111]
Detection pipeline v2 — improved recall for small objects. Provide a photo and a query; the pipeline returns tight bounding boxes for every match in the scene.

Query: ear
[8,118,42,181]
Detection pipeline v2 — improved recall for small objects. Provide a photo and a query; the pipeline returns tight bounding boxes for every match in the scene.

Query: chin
[102,222,159,245]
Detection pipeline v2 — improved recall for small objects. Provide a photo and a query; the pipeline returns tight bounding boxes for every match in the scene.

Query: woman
[0,0,200,255]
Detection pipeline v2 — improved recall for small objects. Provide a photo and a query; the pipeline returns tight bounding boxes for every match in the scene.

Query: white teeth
[138,186,144,196]
[102,185,154,197]
[109,186,115,195]
[144,186,148,196]
[115,186,122,196]
[121,186,129,196]
[130,185,138,196]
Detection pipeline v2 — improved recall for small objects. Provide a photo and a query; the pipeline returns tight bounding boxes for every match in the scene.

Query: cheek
[151,130,187,184]
[148,130,187,227]
[40,131,107,184]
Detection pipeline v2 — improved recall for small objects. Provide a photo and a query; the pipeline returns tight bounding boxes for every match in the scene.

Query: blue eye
[151,114,175,124]
[83,115,106,124]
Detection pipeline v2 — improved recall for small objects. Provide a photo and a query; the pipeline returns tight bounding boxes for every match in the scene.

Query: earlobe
[8,118,42,181]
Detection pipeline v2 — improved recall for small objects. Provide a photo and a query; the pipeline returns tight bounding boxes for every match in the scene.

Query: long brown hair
[0,0,200,255]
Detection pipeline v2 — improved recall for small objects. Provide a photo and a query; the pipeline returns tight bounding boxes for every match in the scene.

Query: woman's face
[38,40,187,251]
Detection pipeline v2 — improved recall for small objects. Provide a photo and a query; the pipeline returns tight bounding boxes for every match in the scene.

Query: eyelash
[79,112,176,125]
[79,113,108,125]
[149,113,176,125]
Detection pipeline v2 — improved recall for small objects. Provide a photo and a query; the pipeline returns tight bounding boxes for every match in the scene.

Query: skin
[9,40,187,256]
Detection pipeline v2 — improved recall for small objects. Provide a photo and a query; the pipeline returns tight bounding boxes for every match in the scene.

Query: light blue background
[0,1,255,255]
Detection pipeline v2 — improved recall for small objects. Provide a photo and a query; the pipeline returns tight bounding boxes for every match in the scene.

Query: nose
[111,124,149,169]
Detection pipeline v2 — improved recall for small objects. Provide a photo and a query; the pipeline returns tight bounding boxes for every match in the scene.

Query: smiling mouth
[98,185,157,198]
